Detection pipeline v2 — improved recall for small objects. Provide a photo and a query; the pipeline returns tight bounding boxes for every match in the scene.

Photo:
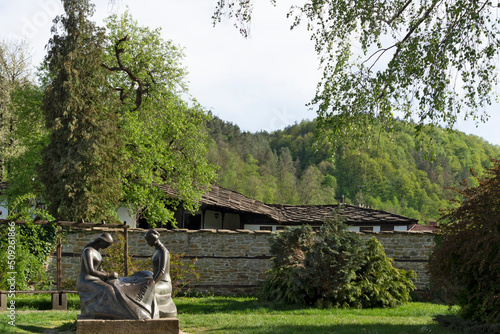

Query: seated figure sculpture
[77,232,159,319]
[145,229,177,318]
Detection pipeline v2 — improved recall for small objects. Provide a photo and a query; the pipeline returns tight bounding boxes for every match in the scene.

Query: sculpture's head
[145,229,160,247]
[96,232,113,249]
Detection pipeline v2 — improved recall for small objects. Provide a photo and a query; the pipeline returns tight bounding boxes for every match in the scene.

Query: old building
[1,182,418,230]
[135,184,418,232]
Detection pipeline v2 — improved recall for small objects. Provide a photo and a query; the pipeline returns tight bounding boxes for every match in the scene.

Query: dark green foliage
[259,210,415,307]
[429,158,500,324]
[207,117,500,223]
[354,238,416,308]
[40,0,123,222]
[0,223,58,291]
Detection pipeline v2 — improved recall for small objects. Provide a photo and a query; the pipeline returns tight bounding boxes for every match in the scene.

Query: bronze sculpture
[145,229,177,318]
[77,232,159,319]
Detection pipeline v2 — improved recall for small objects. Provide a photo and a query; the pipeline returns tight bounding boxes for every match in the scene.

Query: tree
[214,1,500,147]
[40,0,124,222]
[0,40,32,183]
[429,158,500,324]
[103,11,217,224]
[38,3,216,224]
[5,82,48,205]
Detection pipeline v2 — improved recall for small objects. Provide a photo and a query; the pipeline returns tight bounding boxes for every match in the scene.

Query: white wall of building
[394,225,408,231]
[244,224,278,232]
[223,213,241,230]
[204,210,222,229]
[0,202,7,219]
[117,207,137,228]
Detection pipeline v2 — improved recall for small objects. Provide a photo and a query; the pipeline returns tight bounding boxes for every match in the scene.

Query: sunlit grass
[176,296,458,334]
[0,295,458,334]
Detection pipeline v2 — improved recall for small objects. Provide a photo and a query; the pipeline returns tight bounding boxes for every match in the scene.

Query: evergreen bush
[259,209,415,307]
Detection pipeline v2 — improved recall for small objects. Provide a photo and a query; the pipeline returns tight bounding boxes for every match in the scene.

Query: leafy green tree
[0,194,57,291]
[214,1,500,147]
[430,158,500,324]
[40,0,124,222]
[103,11,217,224]
[6,83,49,205]
[0,40,32,183]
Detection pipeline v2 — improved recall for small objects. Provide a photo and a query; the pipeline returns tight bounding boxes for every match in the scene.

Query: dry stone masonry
[49,228,435,294]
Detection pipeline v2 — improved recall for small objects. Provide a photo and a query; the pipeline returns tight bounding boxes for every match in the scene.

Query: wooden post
[56,230,62,291]
[123,224,129,277]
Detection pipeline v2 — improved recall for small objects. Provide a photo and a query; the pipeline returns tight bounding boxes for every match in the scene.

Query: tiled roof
[161,184,417,226]
[270,204,418,225]
[200,184,279,220]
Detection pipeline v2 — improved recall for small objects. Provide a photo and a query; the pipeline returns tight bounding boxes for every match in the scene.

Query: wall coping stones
[63,227,436,236]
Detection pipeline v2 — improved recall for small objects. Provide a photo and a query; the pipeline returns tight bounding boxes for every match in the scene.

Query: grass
[0,295,459,334]
[176,296,459,334]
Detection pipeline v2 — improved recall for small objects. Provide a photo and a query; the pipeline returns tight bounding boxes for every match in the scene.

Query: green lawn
[0,295,458,334]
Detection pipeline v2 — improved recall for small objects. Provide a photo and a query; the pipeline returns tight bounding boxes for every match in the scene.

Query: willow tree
[40,0,124,222]
[214,1,500,147]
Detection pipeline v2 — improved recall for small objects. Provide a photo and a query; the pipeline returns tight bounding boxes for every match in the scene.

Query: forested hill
[206,117,500,223]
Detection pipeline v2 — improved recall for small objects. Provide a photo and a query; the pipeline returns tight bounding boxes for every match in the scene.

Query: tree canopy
[5,1,216,225]
[214,0,500,147]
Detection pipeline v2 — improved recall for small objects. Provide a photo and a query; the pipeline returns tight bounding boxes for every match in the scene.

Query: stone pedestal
[76,318,179,334]
[51,292,67,310]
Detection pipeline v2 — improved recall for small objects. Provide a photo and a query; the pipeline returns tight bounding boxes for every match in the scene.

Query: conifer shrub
[259,210,415,308]
[430,158,500,324]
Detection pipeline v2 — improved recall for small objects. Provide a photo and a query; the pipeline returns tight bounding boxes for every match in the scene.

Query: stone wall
[49,228,435,294]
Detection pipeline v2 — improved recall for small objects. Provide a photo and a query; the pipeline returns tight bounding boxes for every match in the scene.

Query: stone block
[52,292,67,310]
[76,318,179,334]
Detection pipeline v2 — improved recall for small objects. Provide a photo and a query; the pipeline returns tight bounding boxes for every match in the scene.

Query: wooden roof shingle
[162,184,418,226]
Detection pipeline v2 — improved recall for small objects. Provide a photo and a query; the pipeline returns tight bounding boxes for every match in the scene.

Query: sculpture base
[76,317,179,334]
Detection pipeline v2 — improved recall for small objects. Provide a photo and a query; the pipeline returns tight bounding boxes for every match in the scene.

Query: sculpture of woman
[145,229,177,318]
[77,232,158,319]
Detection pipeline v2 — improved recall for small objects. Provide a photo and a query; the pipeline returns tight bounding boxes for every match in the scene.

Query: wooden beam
[123,224,129,277]
[56,232,62,291]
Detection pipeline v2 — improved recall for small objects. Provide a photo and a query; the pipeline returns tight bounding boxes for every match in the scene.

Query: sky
[1,0,499,146]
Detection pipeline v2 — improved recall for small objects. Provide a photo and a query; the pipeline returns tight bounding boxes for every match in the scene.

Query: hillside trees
[206,118,500,223]
[214,1,500,148]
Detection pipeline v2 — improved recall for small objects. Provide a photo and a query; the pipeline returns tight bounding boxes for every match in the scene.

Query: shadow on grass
[177,297,310,315]
[15,320,76,334]
[207,323,454,334]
